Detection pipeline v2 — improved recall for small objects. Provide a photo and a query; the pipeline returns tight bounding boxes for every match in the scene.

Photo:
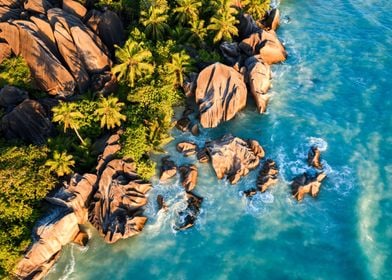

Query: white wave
[59,245,75,280]
[307,137,328,151]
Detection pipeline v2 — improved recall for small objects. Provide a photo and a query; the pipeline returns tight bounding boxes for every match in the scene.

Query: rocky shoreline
[0,1,328,279]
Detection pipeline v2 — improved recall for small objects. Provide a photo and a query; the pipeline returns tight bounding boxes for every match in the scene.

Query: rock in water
[206,134,264,184]
[157,194,168,211]
[245,55,271,113]
[179,164,198,192]
[291,172,327,201]
[89,159,152,243]
[197,147,210,163]
[257,159,278,192]
[175,192,203,230]
[261,8,280,31]
[175,116,191,132]
[160,156,177,182]
[195,63,247,128]
[1,99,52,144]
[176,141,198,157]
[307,146,323,169]
[14,210,80,280]
[73,230,89,246]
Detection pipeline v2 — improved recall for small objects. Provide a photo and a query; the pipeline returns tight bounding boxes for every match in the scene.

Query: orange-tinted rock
[0,5,21,21]
[196,63,247,128]
[291,172,327,201]
[206,134,263,184]
[24,0,53,14]
[73,230,89,246]
[63,0,87,18]
[14,211,80,280]
[0,22,20,55]
[179,164,198,192]
[307,146,323,169]
[237,13,260,40]
[157,194,168,211]
[257,159,278,192]
[0,41,11,63]
[197,148,210,163]
[160,156,177,182]
[89,159,152,243]
[30,16,59,57]
[175,192,203,230]
[176,141,197,157]
[261,8,280,31]
[247,139,265,158]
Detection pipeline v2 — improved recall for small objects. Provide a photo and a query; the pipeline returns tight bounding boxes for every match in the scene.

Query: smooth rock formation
[62,0,87,18]
[307,146,323,169]
[175,116,191,132]
[206,134,264,184]
[245,55,271,113]
[220,41,240,65]
[160,156,177,182]
[239,30,287,64]
[73,230,89,246]
[260,8,280,31]
[247,139,265,158]
[175,192,203,230]
[1,99,52,144]
[196,147,210,163]
[95,130,122,174]
[0,41,11,63]
[196,63,247,128]
[237,13,260,40]
[24,0,53,14]
[0,85,28,110]
[291,172,327,201]
[179,164,198,192]
[176,141,197,157]
[257,159,278,192]
[14,210,80,280]
[46,173,97,224]
[89,159,152,243]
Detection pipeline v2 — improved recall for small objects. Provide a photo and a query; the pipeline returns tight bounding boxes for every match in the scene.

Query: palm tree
[45,151,75,177]
[207,11,239,43]
[165,51,192,87]
[174,0,202,25]
[189,18,207,44]
[112,39,154,87]
[95,96,127,129]
[140,5,170,41]
[242,0,270,21]
[52,102,86,145]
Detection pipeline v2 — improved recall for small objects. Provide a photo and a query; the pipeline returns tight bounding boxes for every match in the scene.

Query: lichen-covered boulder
[205,134,264,184]
[195,63,247,128]
[1,99,52,144]
[89,159,152,243]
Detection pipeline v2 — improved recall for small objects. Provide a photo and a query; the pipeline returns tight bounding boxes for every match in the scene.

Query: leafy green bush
[0,142,57,277]
[0,56,32,89]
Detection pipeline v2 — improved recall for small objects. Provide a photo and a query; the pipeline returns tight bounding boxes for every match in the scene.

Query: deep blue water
[47,1,392,279]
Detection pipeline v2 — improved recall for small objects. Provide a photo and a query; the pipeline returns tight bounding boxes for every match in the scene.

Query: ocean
[46,1,392,279]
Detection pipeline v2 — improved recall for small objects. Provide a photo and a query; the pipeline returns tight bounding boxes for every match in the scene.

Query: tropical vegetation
[0,0,271,277]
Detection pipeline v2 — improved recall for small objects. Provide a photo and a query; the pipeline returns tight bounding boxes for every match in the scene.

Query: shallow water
[47,1,392,279]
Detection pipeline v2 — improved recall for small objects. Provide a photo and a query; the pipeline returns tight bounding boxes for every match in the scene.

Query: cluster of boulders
[188,9,286,128]
[0,85,56,144]
[0,0,123,96]
[291,146,327,201]
[14,131,151,279]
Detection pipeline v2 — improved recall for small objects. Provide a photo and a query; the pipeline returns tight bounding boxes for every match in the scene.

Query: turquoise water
[47,1,392,279]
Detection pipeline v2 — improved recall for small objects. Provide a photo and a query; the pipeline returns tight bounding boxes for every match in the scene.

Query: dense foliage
[0,0,271,277]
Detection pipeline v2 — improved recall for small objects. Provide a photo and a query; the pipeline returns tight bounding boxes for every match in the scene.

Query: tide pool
[46,1,392,279]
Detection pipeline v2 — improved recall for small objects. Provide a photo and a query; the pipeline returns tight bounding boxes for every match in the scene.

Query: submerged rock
[291,172,327,201]
[206,134,264,184]
[1,99,52,144]
[160,156,177,182]
[175,116,191,132]
[197,147,210,163]
[175,192,203,230]
[196,63,247,128]
[307,146,323,169]
[89,159,152,243]
[179,164,198,192]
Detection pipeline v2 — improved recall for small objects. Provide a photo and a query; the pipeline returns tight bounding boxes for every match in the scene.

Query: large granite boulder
[95,131,122,174]
[195,63,247,128]
[220,41,241,66]
[0,85,28,110]
[24,0,53,14]
[237,13,260,40]
[89,159,152,243]
[239,30,287,64]
[0,41,11,63]
[1,99,52,144]
[291,172,327,201]
[62,0,87,18]
[46,173,97,224]
[30,16,59,57]
[175,192,203,230]
[176,141,197,157]
[14,210,81,280]
[260,8,280,31]
[245,55,271,113]
[0,22,21,55]
[205,134,264,184]
[0,1,22,21]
